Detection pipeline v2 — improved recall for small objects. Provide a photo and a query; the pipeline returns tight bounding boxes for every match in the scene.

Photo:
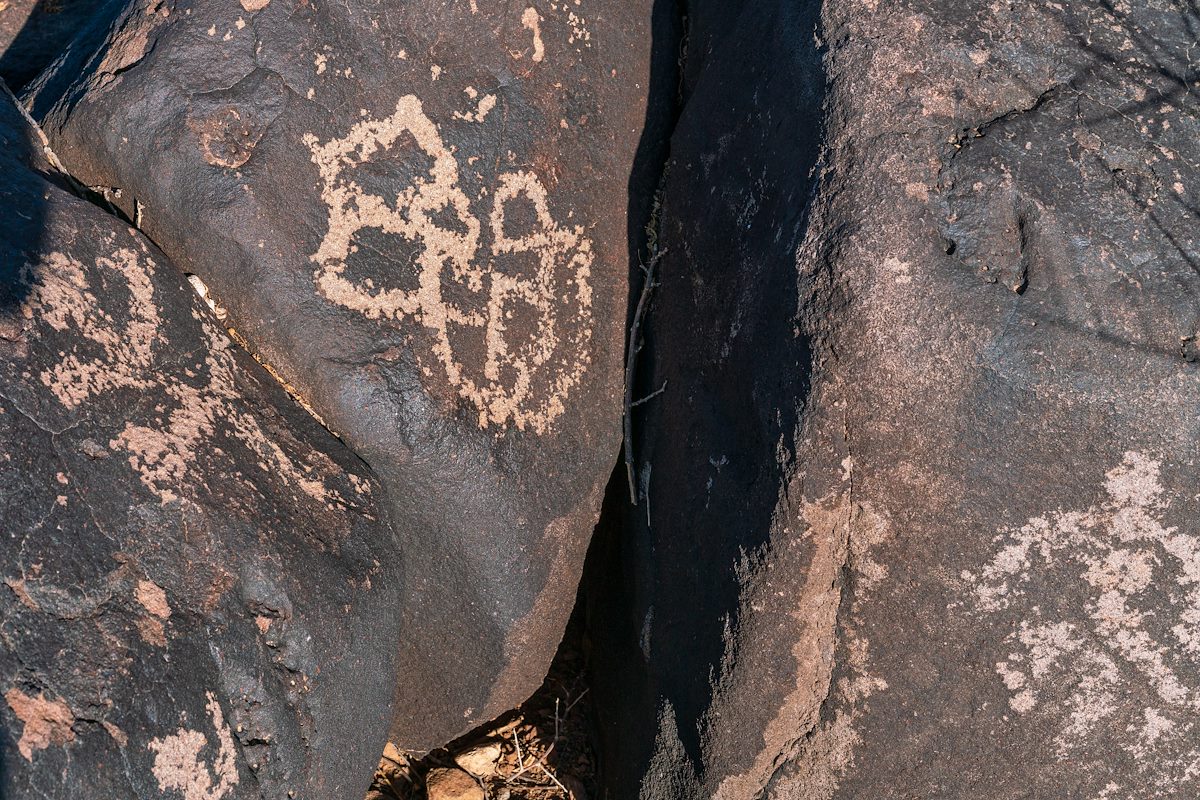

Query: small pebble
[424,767,484,800]
[454,741,502,777]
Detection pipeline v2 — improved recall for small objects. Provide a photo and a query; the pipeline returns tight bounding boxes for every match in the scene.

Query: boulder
[0,0,124,90]
[26,0,656,749]
[0,87,403,799]
[588,0,1200,797]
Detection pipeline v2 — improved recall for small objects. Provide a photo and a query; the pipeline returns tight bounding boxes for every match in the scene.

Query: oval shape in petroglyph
[304,94,595,434]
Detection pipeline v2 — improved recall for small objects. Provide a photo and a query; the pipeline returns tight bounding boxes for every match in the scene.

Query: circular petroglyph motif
[304,94,594,434]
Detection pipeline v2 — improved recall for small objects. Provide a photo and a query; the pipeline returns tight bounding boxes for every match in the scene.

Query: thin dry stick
[624,249,666,505]
[511,742,555,781]
[525,745,567,794]
[631,380,668,408]
[536,761,570,795]
[563,688,589,715]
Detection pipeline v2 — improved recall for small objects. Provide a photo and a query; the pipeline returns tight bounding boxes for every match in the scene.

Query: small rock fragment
[453,741,501,777]
[424,767,484,800]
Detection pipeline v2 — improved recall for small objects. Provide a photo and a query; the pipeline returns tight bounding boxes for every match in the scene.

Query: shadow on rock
[587,0,827,796]
[0,0,126,93]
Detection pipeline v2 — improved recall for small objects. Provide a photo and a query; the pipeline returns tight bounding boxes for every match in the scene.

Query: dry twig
[624,249,666,504]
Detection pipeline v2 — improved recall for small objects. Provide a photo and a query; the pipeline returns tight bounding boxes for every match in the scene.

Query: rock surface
[0,0,121,90]
[453,741,501,777]
[0,88,403,799]
[27,0,655,749]
[424,767,485,800]
[588,0,1200,798]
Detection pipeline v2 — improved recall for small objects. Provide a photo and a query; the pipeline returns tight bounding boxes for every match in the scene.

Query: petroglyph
[305,94,594,433]
[148,692,239,800]
[23,249,159,409]
[964,452,1200,794]
[452,89,496,123]
[17,249,346,507]
[135,579,172,646]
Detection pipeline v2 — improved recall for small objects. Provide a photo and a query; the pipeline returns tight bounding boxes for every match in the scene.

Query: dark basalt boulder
[25,0,655,749]
[0,89,403,799]
[0,0,124,90]
[589,0,1200,798]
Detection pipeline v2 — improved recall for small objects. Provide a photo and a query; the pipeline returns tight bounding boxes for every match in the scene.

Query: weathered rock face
[590,0,1200,797]
[585,1,832,797]
[585,2,836,796]
[27,0,655,748]
[0,0,122,90]
[0,91,403,798]
[779,2,1200,797]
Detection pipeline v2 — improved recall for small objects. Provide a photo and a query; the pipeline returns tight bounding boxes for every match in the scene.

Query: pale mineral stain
[521,7,545,62]
[881,255,911,285]
[148,692,238,800]
[4,688,75,761]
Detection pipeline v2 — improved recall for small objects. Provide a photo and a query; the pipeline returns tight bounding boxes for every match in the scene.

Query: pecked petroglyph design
[18,247,345,508]
[27,249,159,409]
[148,692,239,800]
[304,94,594,434]
[964,452,1200,793]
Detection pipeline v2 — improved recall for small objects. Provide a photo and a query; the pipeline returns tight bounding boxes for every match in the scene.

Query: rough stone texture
[25,0,654,750]
[0,89,403,799]
[589,0,1200,798]
[586,1,832,797]
[0,0,121,90]
[424,767,485,800]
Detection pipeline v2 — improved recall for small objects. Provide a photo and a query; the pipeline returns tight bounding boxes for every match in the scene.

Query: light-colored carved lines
[964,452,1200,794]
[305,94,594,434]
[25,249,159,409]
[18,248,345,508]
